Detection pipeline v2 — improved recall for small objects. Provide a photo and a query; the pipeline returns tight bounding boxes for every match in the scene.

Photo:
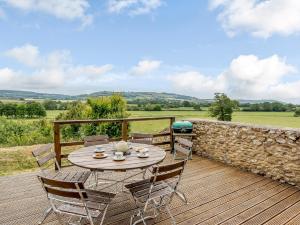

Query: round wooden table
[68,142,166,171]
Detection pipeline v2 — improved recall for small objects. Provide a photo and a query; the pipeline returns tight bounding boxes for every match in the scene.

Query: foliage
[242,102,295,112]
[209,93,238,121]
[0,101,46,118]
[56,94,129,140]
[193,104,202,111]
[144,104,162,111]
[43,100,69,110]
[294,108,300,117]
[0,117,53,147]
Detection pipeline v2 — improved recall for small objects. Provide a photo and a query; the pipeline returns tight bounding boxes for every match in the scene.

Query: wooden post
[170,117,175,153]
[122,120,128,141]
[53,123,61,170]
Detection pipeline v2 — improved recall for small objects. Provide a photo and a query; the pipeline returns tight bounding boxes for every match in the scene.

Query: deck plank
[0,154,299,225]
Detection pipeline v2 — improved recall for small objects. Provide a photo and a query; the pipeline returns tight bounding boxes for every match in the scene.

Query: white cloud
[0,44,114,91]
[5,44,40,67]
[131,60,161,75]
[107,0,163,15]
[0,8,5,18]
[169,54,300,101]
[210,0,300,38]
[3,0,92,26]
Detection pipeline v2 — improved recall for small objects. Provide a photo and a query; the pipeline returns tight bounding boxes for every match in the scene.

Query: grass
[1,109,299,176]
[128,111,300,133]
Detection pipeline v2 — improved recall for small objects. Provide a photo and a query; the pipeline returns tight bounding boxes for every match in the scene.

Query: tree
[2,103,17,118]
[294,108,300,117]
[182,101,191,107]
[209,93,238,121]
[26,102,46,118]
[193,104,202,111]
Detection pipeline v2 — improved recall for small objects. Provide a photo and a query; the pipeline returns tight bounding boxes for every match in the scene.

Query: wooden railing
[53,116,175,168]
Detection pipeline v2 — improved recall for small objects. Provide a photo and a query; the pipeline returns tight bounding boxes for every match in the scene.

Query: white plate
[113,156,126,161]
[94,148,105,153]
[93,153,108,159]
[137,153,149,158]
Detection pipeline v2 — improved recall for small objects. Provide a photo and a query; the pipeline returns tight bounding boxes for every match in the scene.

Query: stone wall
[190,119,300,187]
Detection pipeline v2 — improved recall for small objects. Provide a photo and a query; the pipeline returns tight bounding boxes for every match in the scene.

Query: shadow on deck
[0,154,299,225]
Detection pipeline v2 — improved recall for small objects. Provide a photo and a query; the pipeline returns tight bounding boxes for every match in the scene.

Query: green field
[9,110,300,132]
[128,111,300,133]
[1,110,299,176]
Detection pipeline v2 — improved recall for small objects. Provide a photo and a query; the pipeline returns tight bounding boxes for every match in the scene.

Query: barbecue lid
[172,120,193,129]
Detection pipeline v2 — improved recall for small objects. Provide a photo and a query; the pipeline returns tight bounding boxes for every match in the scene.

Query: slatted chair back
[38,175,86,200]
[84,135,109,147]
[38,175,115,225]
[174,137,193,160]
[151,160,186,183]
[129,133,154,145]
[32,144,60,173]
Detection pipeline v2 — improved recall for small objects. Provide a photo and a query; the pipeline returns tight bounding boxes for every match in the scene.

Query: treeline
[0,101,46,118]
[0,95,128,147]
[42,100,69,110]
[127,100,203,111]
[241,102,296,112]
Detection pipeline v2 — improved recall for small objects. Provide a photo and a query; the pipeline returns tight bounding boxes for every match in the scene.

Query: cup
[140,148,149,157]
[115,152,123,159]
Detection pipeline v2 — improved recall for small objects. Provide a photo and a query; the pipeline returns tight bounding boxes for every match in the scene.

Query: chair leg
[175,190,188,204]
[165,205,176,225]
[99,206,109,225]
[38,207,52,225]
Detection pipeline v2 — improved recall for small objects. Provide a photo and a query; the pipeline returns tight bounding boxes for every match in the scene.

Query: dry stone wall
[190,119,300,187]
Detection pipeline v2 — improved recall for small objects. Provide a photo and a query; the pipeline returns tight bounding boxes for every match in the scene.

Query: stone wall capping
[187,118,300,132]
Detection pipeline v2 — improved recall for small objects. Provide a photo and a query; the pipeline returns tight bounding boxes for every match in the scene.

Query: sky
[0,0,300,103]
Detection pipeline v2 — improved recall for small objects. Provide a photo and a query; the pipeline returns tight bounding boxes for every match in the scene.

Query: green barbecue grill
[172,120,193,134]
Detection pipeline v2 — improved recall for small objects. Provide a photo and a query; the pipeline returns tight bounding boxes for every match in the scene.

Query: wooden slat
[153,160,185,173]
[151,168,183,182]
[175,144,191,155]
[176,137,193,148]
[53,116,175,125]
[1,154,300,225]
[37,152,55,167]
[31,144,52,157]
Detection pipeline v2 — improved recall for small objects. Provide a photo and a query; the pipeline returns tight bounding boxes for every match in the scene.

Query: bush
[56,94,129,140]
[294,108,300,117]
[0,118,53,147]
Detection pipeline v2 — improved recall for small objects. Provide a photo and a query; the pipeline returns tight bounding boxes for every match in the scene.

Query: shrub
[294,108,300,117]
[0,118,53,147]
[56,94,129,140]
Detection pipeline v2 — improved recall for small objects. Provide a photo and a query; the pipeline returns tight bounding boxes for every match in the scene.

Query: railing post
[170,117,175,153]
[53,122,61,170]
[122,120,128,141]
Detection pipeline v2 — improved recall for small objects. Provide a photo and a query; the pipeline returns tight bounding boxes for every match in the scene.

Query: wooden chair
[129,133,154,145]
[38,175,115,225]
[84,135,109,147]
[32,144,90,224]
[125,160,187,225]
[173,137,193,160]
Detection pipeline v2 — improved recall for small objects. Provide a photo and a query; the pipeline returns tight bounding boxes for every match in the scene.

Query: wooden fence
[53,116,175,168]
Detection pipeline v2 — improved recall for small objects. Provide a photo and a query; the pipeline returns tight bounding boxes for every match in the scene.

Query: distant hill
[0,90,204,102]
[0,90,282,104]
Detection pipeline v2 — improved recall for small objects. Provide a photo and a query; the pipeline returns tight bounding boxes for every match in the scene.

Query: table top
[68,142,166,171]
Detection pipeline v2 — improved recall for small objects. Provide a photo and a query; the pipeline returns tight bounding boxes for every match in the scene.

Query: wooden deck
[0,154,300,225]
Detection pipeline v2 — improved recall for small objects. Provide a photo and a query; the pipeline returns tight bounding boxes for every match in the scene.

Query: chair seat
[125,179,173,203]
[45,171,91,183]
[57,189,115,218]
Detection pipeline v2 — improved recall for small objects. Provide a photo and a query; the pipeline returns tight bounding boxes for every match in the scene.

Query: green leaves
[209,93,238,121]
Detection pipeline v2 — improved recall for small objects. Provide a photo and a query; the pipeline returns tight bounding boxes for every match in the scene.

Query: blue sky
[0,0,300,102]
